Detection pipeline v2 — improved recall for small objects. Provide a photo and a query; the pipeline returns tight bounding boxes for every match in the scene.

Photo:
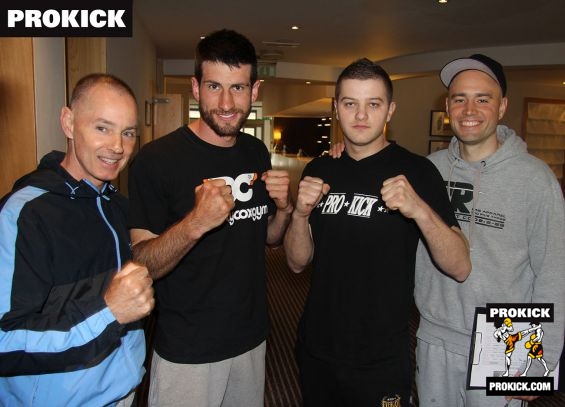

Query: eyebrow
[95,118,138,130]
[340,96,385,102]
[203,80,250,87]
[450,92,494,98]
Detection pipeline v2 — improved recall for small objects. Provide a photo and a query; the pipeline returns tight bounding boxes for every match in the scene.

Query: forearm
[132,213,207,280]
[0,303,122,376]
[283,213,314,273]
[415,204,471,282]
[266,205,293,247]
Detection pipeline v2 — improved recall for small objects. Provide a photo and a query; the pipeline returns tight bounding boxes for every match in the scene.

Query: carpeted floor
[136,245,563,406]
[263,246,564,407]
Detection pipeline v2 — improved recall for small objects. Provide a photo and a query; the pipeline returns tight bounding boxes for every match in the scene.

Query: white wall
[106,13,157,193]
[33,38,67,162]
[107,13,157,147]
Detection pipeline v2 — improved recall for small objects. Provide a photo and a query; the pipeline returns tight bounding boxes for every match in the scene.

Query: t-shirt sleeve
[127,150,171,235]
[415,159,459,228]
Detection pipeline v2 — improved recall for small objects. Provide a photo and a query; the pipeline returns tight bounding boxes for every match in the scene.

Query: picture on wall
[429,139,451,154]
[430,110,454,137]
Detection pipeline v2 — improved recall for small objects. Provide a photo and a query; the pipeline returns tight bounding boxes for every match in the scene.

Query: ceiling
[135,0,565,116]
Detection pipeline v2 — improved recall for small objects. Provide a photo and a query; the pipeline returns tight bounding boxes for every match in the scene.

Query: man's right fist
[104,262,155,324]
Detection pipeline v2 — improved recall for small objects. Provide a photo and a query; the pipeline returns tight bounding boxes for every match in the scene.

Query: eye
[231,84,247,93]
[96,126,108,133]
[207,83,221,92]
[122,130,138,139]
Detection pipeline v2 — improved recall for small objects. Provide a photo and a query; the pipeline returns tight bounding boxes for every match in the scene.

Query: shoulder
[304,155,336,171]
[139,127,186,155]
[516,153,562,193]
[239,132,269,150]
[131,128,188,169]
[390,144,439,172]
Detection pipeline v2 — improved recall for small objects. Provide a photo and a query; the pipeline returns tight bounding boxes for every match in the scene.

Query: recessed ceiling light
[291,25,299,30]
[305,81,311,85]
[438,0,448,3]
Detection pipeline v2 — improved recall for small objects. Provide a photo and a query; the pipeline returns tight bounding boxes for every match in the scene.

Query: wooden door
[0,38,37,197]
[152,94,183,141]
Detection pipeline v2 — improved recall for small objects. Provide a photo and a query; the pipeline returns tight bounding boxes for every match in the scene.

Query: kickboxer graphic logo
[487,303,554,378]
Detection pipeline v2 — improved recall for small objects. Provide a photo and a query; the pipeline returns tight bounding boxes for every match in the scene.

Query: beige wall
[106,13,157,194]
[107,12,157,148]
[33,38,67,160]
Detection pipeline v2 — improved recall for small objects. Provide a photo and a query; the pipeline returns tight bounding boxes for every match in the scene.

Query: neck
[459,137,500,163]
[345,137,389,161]
[188,121,237,147]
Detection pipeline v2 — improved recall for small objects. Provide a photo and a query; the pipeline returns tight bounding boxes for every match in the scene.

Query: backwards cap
[440,53,507,96]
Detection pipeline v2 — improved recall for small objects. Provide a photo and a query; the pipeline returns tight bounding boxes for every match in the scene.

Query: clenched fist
[189,178,235,233]
[104,262,155,324]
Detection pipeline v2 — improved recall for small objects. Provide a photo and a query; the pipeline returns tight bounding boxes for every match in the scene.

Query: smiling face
[446,70,508,160]
[334,78,396,160]
[191,61,260,144]
[60,82,138,188]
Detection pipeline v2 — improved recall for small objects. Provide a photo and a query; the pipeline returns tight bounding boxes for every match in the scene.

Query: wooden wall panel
[0,38,37,197]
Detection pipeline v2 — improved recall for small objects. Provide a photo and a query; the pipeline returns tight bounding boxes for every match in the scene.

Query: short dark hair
[335,58,393,103]
[194,29,258,84]
[69,73,136,108]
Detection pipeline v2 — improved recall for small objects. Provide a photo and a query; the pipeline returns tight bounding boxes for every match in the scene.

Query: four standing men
[1,32,562,407]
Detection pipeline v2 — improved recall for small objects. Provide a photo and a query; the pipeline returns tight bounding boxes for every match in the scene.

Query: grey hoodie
[415,125,565,371]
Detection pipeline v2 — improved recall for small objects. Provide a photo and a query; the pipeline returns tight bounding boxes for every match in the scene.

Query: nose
[219,89,235,111]
[462,100,476,115]
[110,132,124,154]
[355,105,367,120]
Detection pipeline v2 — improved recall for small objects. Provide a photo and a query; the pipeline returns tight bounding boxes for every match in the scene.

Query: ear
[251,80,261,103]
[498,96,508,120]
[191,77,200,102]
[60,106,74,139]
[333,100,339,120]
[386,101,397,122]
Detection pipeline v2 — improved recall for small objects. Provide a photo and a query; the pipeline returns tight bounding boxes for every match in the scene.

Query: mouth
[216,110,239,121]
[352,124,370,130]
[99,156,122,166]
[459,119,481,128]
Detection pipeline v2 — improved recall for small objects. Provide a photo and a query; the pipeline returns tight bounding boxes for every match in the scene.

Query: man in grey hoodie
[414,54,565,406]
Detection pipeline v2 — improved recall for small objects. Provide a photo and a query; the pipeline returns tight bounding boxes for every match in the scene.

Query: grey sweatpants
[415,339,526,407]
[148,341,266,407]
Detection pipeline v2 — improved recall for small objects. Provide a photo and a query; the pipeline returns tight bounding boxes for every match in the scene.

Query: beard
[199,105,251,137]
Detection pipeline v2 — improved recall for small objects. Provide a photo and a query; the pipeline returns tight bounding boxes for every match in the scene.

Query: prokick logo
[0,0,132,37]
